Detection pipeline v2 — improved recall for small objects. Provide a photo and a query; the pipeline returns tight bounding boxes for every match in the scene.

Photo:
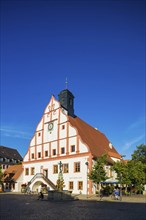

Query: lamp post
[85,161,89,198]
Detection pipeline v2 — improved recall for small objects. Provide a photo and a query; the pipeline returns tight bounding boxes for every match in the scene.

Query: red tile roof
[68,116,121,160]
[3,164,23,182]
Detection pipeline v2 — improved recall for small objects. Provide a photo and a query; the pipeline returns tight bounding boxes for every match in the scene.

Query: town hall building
[22,89,122,195]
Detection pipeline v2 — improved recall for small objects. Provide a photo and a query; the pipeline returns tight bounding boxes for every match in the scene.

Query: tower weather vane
[65,77,68,89]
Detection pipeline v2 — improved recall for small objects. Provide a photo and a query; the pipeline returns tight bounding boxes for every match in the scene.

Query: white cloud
[123,134,145,151]
[128,116,145,130]
[0,126,32,140]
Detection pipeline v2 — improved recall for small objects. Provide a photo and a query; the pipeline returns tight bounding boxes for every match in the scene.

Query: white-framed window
[74,162,80,172]
[63,164,69,173]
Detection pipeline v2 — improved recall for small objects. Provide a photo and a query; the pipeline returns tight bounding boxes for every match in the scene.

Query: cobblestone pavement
[0,193,146,220]
[76,193,146,203]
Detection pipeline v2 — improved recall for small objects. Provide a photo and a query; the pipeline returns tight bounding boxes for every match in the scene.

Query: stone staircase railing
[28,173,57,190]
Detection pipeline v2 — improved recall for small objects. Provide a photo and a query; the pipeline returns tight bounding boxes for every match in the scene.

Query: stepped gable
[3,164,23,182]
[68,115,121,160]
[0,146,23,161]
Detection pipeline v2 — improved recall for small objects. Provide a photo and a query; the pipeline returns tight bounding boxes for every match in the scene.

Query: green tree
[112,159,146,193]
[88,154,108,188]
[131,144,146,164]
[111,161,130,186]
[127,160,146,192]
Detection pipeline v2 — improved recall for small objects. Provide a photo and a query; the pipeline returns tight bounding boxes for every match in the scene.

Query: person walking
[114,188,120,200]
[37,184,44,200]
[100,188,104,201]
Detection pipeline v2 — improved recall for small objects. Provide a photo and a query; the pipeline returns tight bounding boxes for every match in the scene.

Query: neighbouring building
[22,89,122,195]
[0,146,23,172]
[2,164,23,192]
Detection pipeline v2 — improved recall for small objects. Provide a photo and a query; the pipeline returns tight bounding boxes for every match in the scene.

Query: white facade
[23,96,91,194]
[13,173,23,192]
[23,93,121,195]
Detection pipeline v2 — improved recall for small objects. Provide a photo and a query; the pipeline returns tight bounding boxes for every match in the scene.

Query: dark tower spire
[58,88,75,117]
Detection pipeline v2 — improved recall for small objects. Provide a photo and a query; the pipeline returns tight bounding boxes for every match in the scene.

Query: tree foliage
[88,154,108,185]
[131,144,146,164]
[112,158,146,192]
[88,145,146,193]
[127,160,146,190]
[111,161,131,186]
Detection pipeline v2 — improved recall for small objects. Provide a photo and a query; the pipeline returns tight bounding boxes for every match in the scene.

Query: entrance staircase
[28,173,57,190]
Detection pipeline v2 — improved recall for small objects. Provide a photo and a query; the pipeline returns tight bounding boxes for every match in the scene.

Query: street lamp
[85,162,89,198]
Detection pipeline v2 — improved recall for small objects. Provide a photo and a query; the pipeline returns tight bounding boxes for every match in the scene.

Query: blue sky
[1,0,145,159]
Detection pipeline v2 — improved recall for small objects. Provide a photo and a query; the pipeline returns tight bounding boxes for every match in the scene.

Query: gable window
[53,165,58,174]
[45,151,48,157]
[71,145,75,152]
[25,168,29,175]
[74,162,80,172]
[38,132,41,137]
[61,147,65,154]
[69,181,74,190]
[78,181,83,190]
[38,152,41,158]
[52,149,56,156]
[31,153,34,159]
[63,164,69,173]
[31,167,35,175]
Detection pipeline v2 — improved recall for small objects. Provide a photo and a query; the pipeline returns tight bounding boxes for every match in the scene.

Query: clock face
[48,123,53,131]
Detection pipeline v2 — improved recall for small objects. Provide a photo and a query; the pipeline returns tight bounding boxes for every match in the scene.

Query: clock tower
[58,89,75,117]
